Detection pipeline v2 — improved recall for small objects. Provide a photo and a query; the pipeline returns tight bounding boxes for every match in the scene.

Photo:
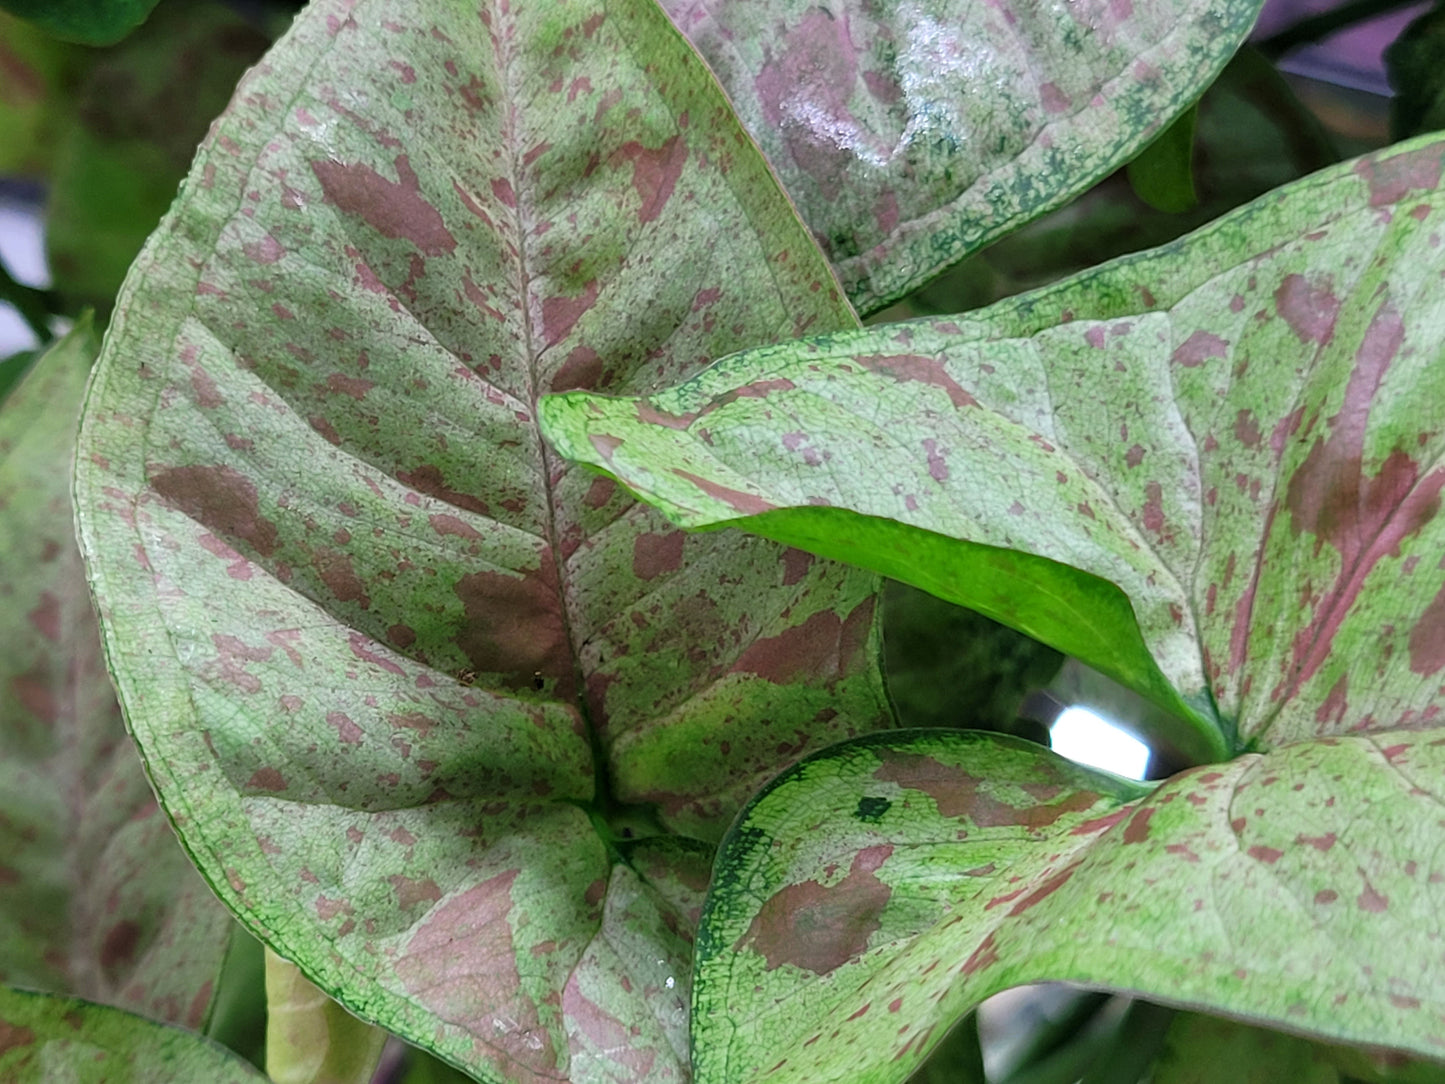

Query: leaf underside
[74,1,892,1081]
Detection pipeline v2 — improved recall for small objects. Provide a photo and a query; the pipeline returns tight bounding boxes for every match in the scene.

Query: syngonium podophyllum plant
[5,0,1445,1079]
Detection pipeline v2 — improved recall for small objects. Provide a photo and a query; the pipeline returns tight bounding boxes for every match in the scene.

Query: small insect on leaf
[455,668,476,687]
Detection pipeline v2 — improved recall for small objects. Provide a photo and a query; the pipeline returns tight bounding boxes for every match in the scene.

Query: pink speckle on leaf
[311,155,457,256]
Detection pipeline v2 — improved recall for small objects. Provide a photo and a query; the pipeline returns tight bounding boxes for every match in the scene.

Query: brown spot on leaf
[1274,273,1339,345]
[735,599,874,687]
[1122,806,1155,844]
[0,1023,35,1055]
[671,469,776,514]
[551,344,603,392]
[397,465,489,516]
[613,135,687,224]
[960,930,999,976]
[313,546,369,608]
[1007,863,1079,916]
[542,279,599,348]
[247,767,286,792]
[1171,330,1229,368]
[152,464,279,557]
[99,919,141,972]
[1358,872,1389,912]
[453,561,572,696]
[1248,845,1284,864]
[396,870,556,1077]
[1409,583,1445,675]
[26,591,60,643]
[737,845,893,974]
[1355,145,1444,207]
[632,531,684,581]
[311,155,456,255]
[389,875,443,910]
[856,353,977,409]
[1285,299,1444,689]
[874,752,1098,828]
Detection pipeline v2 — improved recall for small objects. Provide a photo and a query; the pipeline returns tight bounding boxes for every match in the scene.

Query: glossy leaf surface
[0,325,231,1029]
[692,728,1445,1083]
[662,0,1265,312]
[885,46,1338,320]
[74,0,889,1080]
[0,0,160,45]
[0,985,265,1083]
[543,134,1445,754]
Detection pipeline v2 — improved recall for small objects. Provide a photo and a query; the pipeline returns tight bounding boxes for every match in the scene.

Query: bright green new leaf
[0,985,266,1082]
[662,0,1265,312]
[0,324,232,1029]
[691,728,1445,1083]
[73,0,890,1080]
[0,0,160,46]
[542,133,1445,754]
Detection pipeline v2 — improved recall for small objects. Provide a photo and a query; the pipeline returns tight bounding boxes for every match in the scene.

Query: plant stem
[1258,0,1422,58]
[0,256,57,347]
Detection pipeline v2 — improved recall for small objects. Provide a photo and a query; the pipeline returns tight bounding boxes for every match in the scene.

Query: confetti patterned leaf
[542,133,1445,754]
[0,325,232,1029]
[690,728,1445,1083]
[0,984,266,1083]
[662,0,1265,312]
[73,1,889,1081]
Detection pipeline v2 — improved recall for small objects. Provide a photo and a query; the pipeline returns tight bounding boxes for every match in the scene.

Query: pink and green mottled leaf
[542,132,1445,753]
[662,0,1265,313]
[0,324,232,1029]
[0,985,266,1083]
[73,0,889,1080]
[691,728,1445,1083]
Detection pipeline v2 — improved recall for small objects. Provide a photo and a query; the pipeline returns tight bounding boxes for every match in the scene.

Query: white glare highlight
[1050,707,1150,780]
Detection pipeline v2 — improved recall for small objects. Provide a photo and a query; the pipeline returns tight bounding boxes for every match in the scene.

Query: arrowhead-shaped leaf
[662,0,1265,312]
[691,727,1445,1082]
[73,1,890,1080]
[0,984,266,1082]
[0,325,232,1029]
[542,133,1445,754]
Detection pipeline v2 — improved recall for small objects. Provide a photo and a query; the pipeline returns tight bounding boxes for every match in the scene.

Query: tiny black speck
[855,796,891,823]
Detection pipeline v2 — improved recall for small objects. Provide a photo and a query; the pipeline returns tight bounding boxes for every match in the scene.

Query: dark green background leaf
[0,0,160,46]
